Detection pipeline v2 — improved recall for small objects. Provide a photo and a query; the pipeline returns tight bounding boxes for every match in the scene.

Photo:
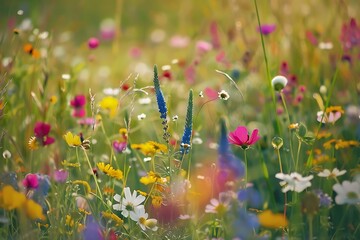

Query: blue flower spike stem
[153,65,170,143]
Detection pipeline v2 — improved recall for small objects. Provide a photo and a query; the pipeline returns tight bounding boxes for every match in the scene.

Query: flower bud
[271,75,288,91]
[272,136,283,150]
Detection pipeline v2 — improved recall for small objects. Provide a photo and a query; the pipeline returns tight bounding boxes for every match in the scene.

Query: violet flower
[257,24,276,35]
[54,169,68,183]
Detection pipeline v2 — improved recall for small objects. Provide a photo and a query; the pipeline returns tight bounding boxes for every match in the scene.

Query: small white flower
[130,206,158,231]
[2,150,11,159]
[172,115,179,121]
[192,137,203,145]
[103,88,120,96]
[275,172,313,193]
[17,10,24,16]
[199,91,204,98]
[161,65,171,71]
[113,187,146,219]
[137,113,146,120]
[318,168,346,178]
[271,75,288,91]
[205,192,231,214]
[333,181,360,205]
[138,97,151,105]
[318,42,333,50]
[218,90,230,100]
[62,74,71,80]
[143,157,152,162]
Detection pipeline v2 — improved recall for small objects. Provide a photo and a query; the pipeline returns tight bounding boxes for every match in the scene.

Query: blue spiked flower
[180,89,193,155]
[153,65,167,120]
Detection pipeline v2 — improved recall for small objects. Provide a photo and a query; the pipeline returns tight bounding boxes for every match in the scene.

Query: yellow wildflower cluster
[131,141,167,156]
[140,171,167,185]
[323,139,360,150]
[97,162,123,180]
[102,211,124,226]
[309,149,335,165]
[0,185,45,220]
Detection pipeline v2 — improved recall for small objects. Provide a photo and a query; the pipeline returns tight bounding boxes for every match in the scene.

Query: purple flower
[83,215,104,240]
[54,169,68,183]
[88,37,100,49]
[34,122,55,146]
[112,141,127,153]
[257,24,276,35]
[23,173,39,189]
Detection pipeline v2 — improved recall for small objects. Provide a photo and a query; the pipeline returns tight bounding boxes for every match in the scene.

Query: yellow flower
[97,162,123,180]
[102,211,124,226]
[103,187,115,195]
[316,131,332,139]
[334,140,360,149]
[62,160,80,168]
[151,195,163,208]
[0,185,26,210]
[140,171,162,185]
[323,139,337,149]
[137,190,148,197]
[64,132,82,147]
[23,199,46,220]
[28,136,39,150]
[326,106,344,114]
[65,215,75,227]
[99,96,119,118]
[131,141,167,156]
[258,210,288,228]
[49,95,58,104]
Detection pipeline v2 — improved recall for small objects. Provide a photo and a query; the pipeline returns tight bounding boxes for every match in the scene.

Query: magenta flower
[113,141,127,153]
[257,24,276,35]
[196,40,213,54]
[88,37,100,49]
[54,169,69,183]
[70,95,86,118]
[228,126,260,149]
[23,173,39,189]
[34,122,55,146]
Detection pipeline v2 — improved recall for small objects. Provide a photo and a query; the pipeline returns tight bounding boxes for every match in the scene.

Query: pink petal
[233,126,248,144]
[34,122,51,137]
[248,129,260,145]
[228,132,244,146]
[43,136,55,145]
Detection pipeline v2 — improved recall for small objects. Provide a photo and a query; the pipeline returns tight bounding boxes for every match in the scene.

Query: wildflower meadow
[1,0,360,239]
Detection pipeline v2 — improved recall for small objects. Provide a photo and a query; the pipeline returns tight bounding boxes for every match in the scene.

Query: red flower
[34,122,55,146]
[70,95,86,118]
[228,126,260,149]
[23,173,39,189]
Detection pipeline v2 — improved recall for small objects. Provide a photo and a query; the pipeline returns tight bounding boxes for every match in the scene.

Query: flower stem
[308,215,313,240]
[82,148,103,202]
[244,150,248,184]
[276,148,283,173]
[295,141,302,172]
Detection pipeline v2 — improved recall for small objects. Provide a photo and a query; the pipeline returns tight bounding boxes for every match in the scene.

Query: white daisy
[113,187,146,219]
[130,206,158,231]
[318,168,346,178]
[333,181,360,205]
[275,172,313,193]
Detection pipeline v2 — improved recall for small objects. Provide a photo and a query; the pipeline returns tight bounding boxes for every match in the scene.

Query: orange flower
[258,210,288,228]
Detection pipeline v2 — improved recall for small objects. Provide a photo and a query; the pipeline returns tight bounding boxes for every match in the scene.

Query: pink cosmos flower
[196,40,212,54]
[88,37,100,49]
[23,173,39,189]
[228,126,260,149]
[70,95,86,118]
[257,24,276,35]
[34,122,55,146]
